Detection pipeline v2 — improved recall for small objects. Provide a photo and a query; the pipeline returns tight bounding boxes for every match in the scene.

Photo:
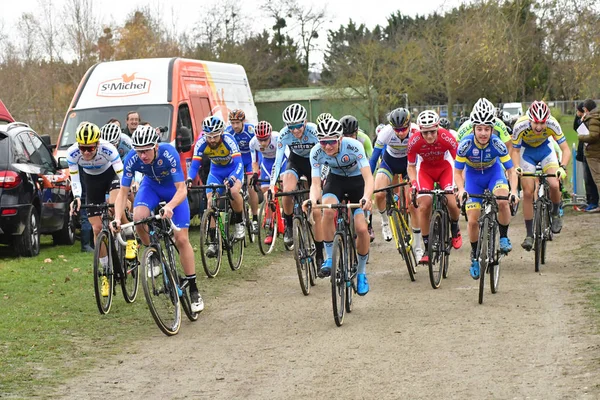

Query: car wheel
[16,207,41,257]
[53,207,75,245]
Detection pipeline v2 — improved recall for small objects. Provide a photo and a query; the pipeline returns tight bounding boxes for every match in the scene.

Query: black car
[0,122,74,256]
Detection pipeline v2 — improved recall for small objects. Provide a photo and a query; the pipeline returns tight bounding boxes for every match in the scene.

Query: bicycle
[374,181,417,282]
[116,206,199,336]
[312,199,362,327]
[81,203,139,315]
[467,190,510,304]
[191,184,244,278]
[413,185,455,289]
[276,187,317,295]
[256,179,288,255]
[521,171,556,272]
[241,178,256,247]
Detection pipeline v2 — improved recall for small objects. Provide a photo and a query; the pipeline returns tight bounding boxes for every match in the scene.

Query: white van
[54,57,257,172]
[502,102,524,119]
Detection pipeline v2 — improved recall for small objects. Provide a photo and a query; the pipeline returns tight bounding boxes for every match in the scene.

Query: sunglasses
[79,145,97,153]
[134,147,154,154]
[421,129,437,136]
[287,122,304,130]
[206,134,221,140]
[319,139,338,146]
[392,125,409,133]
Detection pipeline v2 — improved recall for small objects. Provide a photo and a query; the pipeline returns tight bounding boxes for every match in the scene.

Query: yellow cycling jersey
[511,115,566,149]
[457,117,510,143]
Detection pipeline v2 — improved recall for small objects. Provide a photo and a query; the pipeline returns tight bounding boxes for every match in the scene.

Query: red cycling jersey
[407,128,457,191]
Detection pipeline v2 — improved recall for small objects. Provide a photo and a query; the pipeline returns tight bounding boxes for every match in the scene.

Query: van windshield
[503,107,521,116]
[58,105,173,149]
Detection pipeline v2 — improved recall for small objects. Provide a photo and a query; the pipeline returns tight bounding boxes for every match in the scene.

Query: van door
[189,96,211,139]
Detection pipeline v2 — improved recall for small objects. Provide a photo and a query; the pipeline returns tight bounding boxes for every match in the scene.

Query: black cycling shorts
[322,173,365,205]
[285,152,311,181]
[83,168,120,217]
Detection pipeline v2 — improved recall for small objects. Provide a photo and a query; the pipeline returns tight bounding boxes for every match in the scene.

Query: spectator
[107,118,121,127]
[578,99,600,212]
[575,102,599,211]
[122,111,140,137]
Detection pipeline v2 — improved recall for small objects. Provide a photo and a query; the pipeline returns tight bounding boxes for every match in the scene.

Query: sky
[0,0,466,68]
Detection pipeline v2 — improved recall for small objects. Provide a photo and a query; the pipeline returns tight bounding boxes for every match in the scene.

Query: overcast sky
[1,0,466,67]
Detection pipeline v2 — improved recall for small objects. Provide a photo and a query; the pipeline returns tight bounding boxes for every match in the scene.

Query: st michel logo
[97,73,151,97]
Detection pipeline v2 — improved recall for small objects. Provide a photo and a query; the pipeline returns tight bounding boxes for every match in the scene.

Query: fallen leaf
[64,276,71,282]
[72,268,80,273]
[58,255,65,258]
[44,258,52,263]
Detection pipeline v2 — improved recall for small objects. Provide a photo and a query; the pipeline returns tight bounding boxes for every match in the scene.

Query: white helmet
[132,125,159,148]
[470,98,496,126]
[282,103,307,125]
[100,123,122,146]
[416,110,439,129]
[316,112,333,125]
[202,116,225,134]
[316,118,343,138]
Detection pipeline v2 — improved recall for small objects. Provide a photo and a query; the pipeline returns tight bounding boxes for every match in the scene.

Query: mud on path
[58,213,600,399]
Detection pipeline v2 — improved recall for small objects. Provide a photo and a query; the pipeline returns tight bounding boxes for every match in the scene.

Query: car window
[29,133,55,171]
[17,133,42,165]
[10,136,27,163]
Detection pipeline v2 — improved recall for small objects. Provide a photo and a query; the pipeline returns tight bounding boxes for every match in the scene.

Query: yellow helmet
[75,122,101,145]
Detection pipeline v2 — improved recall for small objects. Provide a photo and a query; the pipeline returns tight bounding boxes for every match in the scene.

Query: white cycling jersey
[373,123,419,158]
[249,132,290,162]
[67,139,124,197]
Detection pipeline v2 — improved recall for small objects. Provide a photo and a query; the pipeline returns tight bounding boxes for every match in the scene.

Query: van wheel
[53,207,75,245]
[16,207,41,257]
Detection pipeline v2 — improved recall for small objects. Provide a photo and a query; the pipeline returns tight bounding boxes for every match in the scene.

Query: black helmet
[388,108,411,129]
[459,116,470,126]
[439,117,450,129]
[339,115,359,135]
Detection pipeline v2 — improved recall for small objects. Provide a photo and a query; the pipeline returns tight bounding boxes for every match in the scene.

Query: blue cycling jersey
[122,143,184,187]
[455,134,513,172]
[117,137,133,160]
[310,138,369,178]
[187,133,243,181]
[270,122,319,186]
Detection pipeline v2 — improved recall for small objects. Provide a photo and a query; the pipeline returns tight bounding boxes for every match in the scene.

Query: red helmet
[228,109,246,121]
[527,101,550,123]
[255,121,272,139]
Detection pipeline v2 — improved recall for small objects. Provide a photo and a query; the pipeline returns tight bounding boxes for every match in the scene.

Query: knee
[322,208,335,222]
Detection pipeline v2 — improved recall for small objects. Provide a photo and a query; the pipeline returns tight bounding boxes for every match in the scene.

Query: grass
[0,230,288,398]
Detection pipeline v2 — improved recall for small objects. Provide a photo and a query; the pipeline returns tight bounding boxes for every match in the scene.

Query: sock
[379,209,387,223]
[315,241,324,259]
[412,228,422,249]
[324,241,333,259]
[451,220,459,237]
[525,219,533,237]
[252,215,257,222]
[471,241,478,259]
[499,224,509,238]
[552,202,561,216]
[423,235,429,251]
[284,213,293,228]
[209,227,216,241]
[185,274,198,292]
[100,255,109,267]
[357,253,368,274]
[234,211,243,224]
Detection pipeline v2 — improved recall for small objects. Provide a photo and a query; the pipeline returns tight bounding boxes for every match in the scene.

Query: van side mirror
[57,157,69,170]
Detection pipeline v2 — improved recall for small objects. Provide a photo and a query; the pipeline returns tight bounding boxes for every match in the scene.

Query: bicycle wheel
[140,246,181,336]
[226,208,244,271]
[478,218,490,305]
[119,235,140,303]
[93,231,113,315]
[200,210,222,278]
[257,201,277,255]
[345,235,357,313]
[331,233,346,327]
[490,221,500,294]
[292,217,310,295]
[541,205,551,265]
[442,218,451,279]
[169,243,198,322]
[390,209,416,282]
[428,210,445,289]
[305,220,318,287]
[534,202,543,272]
[244,200,255,245]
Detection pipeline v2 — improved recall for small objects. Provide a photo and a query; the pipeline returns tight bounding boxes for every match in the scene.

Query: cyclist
[249,121,288,245]
[100,122,132,160]
[439,117,458,139]
[225,109,259,233]
[369,108,424,259]
[68,122,131,297]
[316,112,334,125]
[457,98,512,152]
[511,101,571,249]
[269,103,324,268]
[407,110,463,263]
[188,116,246,255]
[111,125,204,313]
[454,102,519,279]
[305,118,373,294]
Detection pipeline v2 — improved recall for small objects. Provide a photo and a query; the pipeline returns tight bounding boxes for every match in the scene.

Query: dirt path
[58,213,599,399]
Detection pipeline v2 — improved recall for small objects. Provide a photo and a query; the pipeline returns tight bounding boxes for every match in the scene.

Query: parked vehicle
[54,57,258,175]
[0,122,74,257]
[502,102,524,119]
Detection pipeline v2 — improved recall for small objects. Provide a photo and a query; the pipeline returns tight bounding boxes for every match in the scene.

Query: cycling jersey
[67,140,124,198]
[455,134,513,172]
[122,143,184,187]
[226,123,255,172]
[249,132,281,162]
[116,135,133,160]
[310,137,369,178]
[270,122,319,186]
[369,123,418,172]
[511,115,565,149]
[187,133,242,181]
[457,118,510,143]
[356,129,373,158]
[407,128,457,191]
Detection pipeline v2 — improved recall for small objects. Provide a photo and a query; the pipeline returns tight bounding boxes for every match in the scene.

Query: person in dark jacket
[579,99,600,212]
[575,102,599,211]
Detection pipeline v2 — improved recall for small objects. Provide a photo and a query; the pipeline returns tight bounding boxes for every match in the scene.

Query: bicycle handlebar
[312,203,363,210]
[275,188,311,198]
[114,212,180,246]
[79,203,114,209]
[188,184,228,191]
[520,172,557,178]
[373,181,410,194]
